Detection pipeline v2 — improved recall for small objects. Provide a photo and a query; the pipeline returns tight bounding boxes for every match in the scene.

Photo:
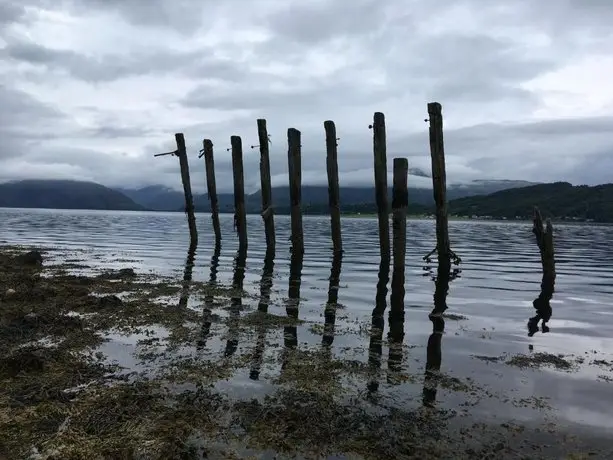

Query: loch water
[1,207,613,440]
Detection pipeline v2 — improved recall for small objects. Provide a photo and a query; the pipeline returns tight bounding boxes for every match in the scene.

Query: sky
[1,0,612,193]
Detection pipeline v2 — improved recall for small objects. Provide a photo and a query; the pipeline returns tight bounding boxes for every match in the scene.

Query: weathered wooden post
[387,158,408,380]
[324,120,342,254]
[257,119,276,253]
[390,157,408,312]
[199,139,222,242]
[153,133,198,247]
[231,135,248,253]
[424,102,460,265]
[323,251,343,346]
[529,207,556,335]
[287,128,304,255]
[370,112,390,263]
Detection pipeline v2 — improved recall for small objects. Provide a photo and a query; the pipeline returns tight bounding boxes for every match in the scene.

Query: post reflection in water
[250,248,275,380]
[197,242,220,349]
[367,262,390,394]
[282,250,303,370]
[224,248,247,357]
[322,252,343,348]
[387,264,406,384]
[422,260,459,407]
[178,243,197,309]
[528,264,555,337]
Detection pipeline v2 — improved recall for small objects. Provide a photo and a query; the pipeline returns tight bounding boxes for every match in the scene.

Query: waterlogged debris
[506,352,575,371]
[443,313,468,321]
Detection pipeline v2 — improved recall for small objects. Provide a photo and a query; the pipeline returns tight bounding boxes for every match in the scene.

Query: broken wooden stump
[529,206,556,335]
[231,135,248,253]
[287,128,304,255]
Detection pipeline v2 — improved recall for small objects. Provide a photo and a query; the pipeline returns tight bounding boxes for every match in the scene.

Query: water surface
[2,207,613,438]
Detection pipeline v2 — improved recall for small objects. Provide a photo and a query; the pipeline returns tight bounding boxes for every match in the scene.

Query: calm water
[2,208,613,438]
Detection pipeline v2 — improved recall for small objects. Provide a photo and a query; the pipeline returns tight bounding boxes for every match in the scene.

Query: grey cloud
[264,0,387,44]
[0,2,25,25]
[1,36,243,83]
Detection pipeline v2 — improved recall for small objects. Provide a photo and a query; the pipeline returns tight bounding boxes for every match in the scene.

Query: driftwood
[529,207,556,335]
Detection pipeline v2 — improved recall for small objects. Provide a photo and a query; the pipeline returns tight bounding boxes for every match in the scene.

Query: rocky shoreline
[1,247,611,459]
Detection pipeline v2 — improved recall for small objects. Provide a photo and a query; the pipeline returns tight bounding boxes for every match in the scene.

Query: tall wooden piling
[427,102,451,264]
[372,112,390,263]
[287,128,304,255]
[202,139,221,242]
[324,120,342,254]
[231,135,248,252]
[257,119,276,253]
[154,133,198,246]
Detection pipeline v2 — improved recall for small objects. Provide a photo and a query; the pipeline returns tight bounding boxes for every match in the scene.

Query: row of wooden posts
[156,102,459,267]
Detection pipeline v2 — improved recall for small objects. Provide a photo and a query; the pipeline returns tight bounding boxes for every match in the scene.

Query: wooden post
[257,248,275,313]
[529,207,556,334]
[426,102,457,265]
[176,133,198,246]
[257,119,276,253]
[323,251,343,346]
[202,139,222,242]
[324,120,342,254]
[371,112,390,263]
[231,135,248,253]
[287,128,304,255]
[388,158,407,377]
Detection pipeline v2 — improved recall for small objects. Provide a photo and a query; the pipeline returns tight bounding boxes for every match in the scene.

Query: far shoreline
[1,206,610,225]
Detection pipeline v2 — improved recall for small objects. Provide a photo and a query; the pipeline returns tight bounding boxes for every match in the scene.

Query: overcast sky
[1,0,612,193]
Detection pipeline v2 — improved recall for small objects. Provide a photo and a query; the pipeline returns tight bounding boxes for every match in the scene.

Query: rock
[16,250,43,266]
[6,288,16,296]
[24,312,39,325]
[98,295,123,309]
[118,268,136,278]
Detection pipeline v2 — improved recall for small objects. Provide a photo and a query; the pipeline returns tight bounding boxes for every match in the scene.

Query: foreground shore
[0,246,611,459]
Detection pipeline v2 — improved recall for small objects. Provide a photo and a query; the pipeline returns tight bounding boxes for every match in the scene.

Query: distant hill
[120,179,539,213]
[117,185,186,211]
[0,180,145,211]
[448,182,613,222]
